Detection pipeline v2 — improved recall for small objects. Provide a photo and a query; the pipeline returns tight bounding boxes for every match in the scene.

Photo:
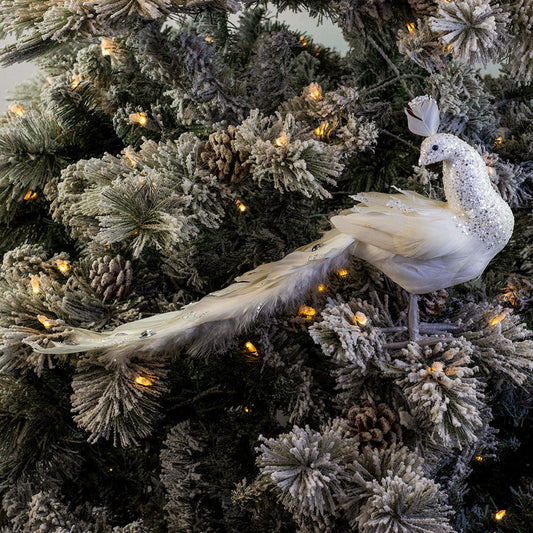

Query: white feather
[405,96,440,137]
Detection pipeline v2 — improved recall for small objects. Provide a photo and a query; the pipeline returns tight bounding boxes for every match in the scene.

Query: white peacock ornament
[31,96,514,356]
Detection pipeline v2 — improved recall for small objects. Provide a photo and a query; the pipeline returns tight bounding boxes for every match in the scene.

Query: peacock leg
[419,323,460,333]
[408,293,421,341]
[381,293,462,349]
[382,294,459,349]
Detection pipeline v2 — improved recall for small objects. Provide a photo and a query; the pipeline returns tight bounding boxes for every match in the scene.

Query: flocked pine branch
[0,110,75,215]
[507,0,533,84]
[455,301,533,387]
[256,421,356,522]
[281,84,379,153]
[344,444,455,533]
[234,110,343,199]
[2,480,151,532]
[0,376,82,487]
[386,340,486,449]
[86,0,173,20]
[429,0,509,66]
[52,134,225,258]
[0,244,81,375]
[160,420,206,532]
[0,243,143,376]
[429,60,497,142]
[71,349,169,446]
[397,18,446,74]
[309,297,385,371]
[0,0,96,65]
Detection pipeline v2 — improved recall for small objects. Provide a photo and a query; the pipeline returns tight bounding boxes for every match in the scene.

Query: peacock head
[418,133,460,166]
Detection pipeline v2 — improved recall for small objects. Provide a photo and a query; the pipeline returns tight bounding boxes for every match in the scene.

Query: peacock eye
[432,145,439,151]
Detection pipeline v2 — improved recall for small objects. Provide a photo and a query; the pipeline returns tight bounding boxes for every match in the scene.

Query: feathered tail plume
[28,228,356,356]
[405,95,440,137]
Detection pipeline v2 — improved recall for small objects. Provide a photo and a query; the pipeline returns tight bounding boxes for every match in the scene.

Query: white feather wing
[331,190,468,260]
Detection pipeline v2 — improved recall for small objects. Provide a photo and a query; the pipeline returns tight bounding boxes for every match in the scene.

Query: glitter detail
[386,198,411,212]
[307,251,325,261]
[427,133,515,251]
[139,329,155,338]
[256,303,264,313]
[182,311,208,320]
[312,243,323,251]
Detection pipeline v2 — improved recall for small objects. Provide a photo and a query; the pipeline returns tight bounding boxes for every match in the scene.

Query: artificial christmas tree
[0,1,532,532]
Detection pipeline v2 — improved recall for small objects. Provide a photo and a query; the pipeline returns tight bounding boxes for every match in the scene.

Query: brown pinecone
[418,289,449,319]
[89,255,133,302]
[201,125,250,183]
[345,401,402,452]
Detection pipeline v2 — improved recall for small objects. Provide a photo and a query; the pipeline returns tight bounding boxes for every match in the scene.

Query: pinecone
[345,401,402,452]
[201,125,250,183]
[418,289,449,319]
[89,255,133,302]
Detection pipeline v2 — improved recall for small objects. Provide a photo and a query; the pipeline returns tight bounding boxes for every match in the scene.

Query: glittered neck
[442,140,514,251]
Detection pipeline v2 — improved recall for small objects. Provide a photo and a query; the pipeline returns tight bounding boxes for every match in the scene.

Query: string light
[236,199,247,212]
[30,275,40,294]
[205,36,214,43]
[427,361,445,376]
[490,311,508,326]
[315,121,335,140]
[318,283,326,292]
[55,260,71,273]
[135,375,153,386]
[442,43,454,54]
[499,290,519,307]
[129,112,148,126]
[124,147,137,167]
[494,136,504,147]
[406,22,416,34]
[299,306,317,319]
[8,103,25,116]
[70,74,81,90]
[353,311,368,326]
[23,190,38,200]
[244,341,259,357]
[299,35,307,46]
[337,269,349,277]
[494,510,506,521]
[37,315,55,329]
[307,83,322,101]
[101,37,115,56]
[274,133,290,148]
[473,455,484,463]
[109,467,113,472]
[244,406,250,413]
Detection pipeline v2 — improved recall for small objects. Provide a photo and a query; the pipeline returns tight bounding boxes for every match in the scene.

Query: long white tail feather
[27,228,356,356]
